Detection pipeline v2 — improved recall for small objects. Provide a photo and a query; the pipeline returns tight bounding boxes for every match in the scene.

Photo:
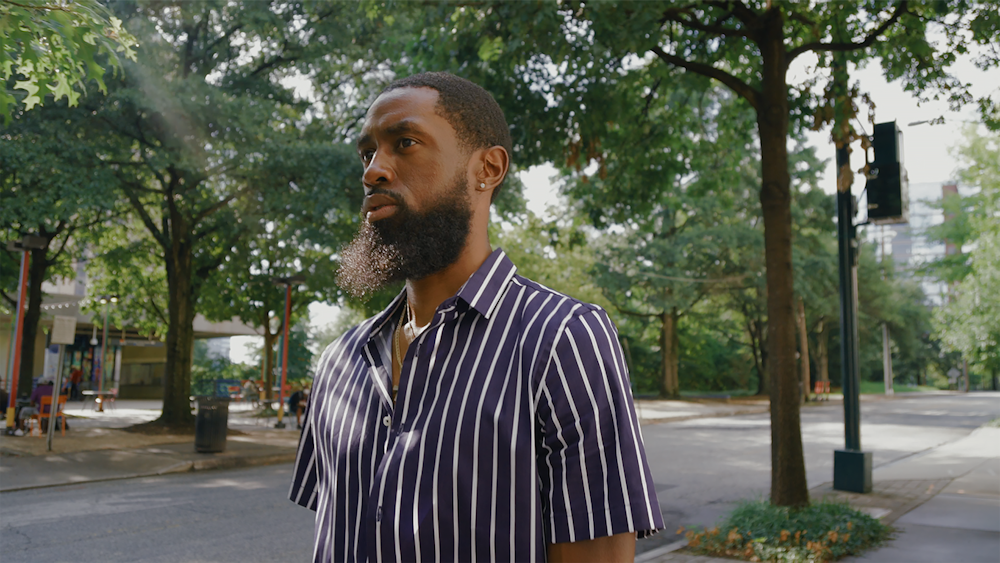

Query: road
[1,464,314,562]
[1,392,996,562]
[637,392,1000,554]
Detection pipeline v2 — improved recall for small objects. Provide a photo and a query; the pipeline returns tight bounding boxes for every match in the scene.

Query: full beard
[337,171,473,300]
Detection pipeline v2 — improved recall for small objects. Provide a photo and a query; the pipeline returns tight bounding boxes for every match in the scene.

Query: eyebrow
[356,119,424,150]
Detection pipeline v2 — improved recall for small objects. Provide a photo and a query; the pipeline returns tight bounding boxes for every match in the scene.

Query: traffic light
[865,121,908,224]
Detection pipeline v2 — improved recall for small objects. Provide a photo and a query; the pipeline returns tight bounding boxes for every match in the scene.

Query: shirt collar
[455,248,517,319]
[366,248,517,342]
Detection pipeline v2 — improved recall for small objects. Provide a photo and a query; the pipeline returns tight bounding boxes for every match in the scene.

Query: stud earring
[479,182,486,189]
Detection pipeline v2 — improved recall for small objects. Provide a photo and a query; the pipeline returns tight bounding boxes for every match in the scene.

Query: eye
[360,149,374,163]
[398,137,416,149]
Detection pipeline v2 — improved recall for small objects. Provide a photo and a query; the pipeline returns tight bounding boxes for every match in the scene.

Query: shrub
[681,499,891,562]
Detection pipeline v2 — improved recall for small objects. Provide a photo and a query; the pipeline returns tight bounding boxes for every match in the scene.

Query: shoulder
[510,273,610,334]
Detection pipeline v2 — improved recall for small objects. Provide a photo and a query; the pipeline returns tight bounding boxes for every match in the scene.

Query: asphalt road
[637,392,1000,555]
[1,392,996,562]
[1,464,314,563]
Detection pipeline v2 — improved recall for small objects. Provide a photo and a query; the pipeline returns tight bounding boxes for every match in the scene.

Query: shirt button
[382,415,391,427]
[376,506,382,521]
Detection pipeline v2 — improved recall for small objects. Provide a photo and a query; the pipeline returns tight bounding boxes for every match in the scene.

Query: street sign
[51,316,78,345]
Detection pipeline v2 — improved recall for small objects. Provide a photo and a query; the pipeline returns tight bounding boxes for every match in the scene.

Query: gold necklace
[394,302,407,371]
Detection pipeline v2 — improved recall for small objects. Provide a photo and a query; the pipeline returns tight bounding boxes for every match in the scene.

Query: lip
[362,193,401,222]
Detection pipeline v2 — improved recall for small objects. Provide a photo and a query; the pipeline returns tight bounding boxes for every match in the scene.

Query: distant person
[288,388,308,430]
[69,367,83,401]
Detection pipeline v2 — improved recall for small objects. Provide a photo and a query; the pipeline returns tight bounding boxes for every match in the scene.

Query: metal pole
[837,166,862,452]
[882,324,893,395]
[275,283,292,429]
[97,302,109,412]
[5,251,29,432]
[832,52,871,493]
[46,344,65,451]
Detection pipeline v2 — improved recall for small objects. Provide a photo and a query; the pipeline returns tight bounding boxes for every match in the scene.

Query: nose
[362,149,395,188]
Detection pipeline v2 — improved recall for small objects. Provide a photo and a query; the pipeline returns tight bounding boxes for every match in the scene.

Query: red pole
[5,251,30,430]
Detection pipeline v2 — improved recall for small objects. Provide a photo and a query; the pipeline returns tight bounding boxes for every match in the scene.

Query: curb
[639,407,769,426]
[0,450,297,494]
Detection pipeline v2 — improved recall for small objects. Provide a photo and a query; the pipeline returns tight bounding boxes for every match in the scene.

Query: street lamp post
[96,296,118,413]
[271,274,305,429]
[4,235,47,434]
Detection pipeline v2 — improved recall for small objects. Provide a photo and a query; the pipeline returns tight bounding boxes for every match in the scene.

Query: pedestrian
[287,387,309,430]
[69,367,83,401]
[289,72,663,562]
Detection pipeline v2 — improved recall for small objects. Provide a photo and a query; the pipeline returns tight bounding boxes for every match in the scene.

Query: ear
[475,145,510,195]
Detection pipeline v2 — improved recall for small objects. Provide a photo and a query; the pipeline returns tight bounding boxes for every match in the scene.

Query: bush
[682,499,891,562]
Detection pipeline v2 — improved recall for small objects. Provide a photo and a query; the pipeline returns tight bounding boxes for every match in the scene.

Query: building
[1,256,260,400]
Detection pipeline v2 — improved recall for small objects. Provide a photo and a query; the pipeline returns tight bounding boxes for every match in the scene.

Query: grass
[682,499,891,562]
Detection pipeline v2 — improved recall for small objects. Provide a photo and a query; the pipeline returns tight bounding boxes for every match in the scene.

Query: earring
[479,182,486,189]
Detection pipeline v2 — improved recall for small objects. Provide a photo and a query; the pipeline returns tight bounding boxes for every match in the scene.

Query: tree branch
[121,181,168,249]
[649,45,761,111]
[659,4,748,38]
[787,1,908,63]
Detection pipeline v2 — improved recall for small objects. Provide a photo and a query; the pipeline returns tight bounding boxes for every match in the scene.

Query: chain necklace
[392,301,407,402]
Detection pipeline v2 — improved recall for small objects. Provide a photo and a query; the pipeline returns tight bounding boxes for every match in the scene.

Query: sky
[231,47,994,365]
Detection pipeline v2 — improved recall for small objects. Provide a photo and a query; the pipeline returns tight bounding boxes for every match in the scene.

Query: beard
[337,170,473,300]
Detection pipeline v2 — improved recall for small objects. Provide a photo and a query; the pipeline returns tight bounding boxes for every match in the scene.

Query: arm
[535,309,664,547]
[548,532,636,563]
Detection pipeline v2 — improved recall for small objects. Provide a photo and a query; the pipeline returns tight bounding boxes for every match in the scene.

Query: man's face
[336,87,475,298]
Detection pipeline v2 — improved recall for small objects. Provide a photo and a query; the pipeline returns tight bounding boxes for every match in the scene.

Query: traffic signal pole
[832,55,872,493]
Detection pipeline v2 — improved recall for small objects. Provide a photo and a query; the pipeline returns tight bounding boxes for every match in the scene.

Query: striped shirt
[290,248,663,562]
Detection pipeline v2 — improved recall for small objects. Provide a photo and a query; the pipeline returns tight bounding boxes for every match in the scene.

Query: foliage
[67,0,403,426]
[931,127,1000,378]
[275,322,313,384]
[1,0,137,118]
[491,207,611,312]
[683,499,890,562]
[0,99,123,393]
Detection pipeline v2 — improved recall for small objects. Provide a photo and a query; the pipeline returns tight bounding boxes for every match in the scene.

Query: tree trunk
[757,11,809,508]
[16,246,48,399]
[158,238,197,427]
[797,297,811,403]
[816,318,829,385]
[659,308,680,399]
[747,319,768,396]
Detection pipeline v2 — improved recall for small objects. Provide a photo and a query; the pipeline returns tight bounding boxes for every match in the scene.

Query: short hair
[381,72,512,201]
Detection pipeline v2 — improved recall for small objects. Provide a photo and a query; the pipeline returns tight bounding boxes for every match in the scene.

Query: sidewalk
[640,424,1000,563]
[0,399,302,492]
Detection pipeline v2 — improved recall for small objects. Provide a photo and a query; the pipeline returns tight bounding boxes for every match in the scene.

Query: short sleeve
[289,395,319,511]
[536,309,663,544]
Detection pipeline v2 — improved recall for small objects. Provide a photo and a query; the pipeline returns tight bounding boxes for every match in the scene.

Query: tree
[1,0,137,118]
[395,0,999,508]
[933,127,1000,387]
[0,102,122,399]
[78,1,394,428]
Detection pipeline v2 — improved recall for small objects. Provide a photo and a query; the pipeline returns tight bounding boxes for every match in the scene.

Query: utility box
[866,121,909,225]
[195,396,229,453]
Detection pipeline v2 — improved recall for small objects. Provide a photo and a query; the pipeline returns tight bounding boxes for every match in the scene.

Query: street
[2,392,997,562]
[1,464,314,562]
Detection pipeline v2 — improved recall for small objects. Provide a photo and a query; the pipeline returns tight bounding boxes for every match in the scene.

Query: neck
[405,234,492,326]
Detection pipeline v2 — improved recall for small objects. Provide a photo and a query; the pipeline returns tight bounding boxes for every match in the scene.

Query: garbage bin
[195,396,229,453]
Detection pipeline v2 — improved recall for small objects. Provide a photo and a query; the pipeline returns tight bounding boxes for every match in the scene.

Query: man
[288,386,309,430]
[290,72,663,562]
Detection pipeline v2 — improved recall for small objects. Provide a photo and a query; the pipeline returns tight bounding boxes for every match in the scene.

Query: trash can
[195,396,229,453]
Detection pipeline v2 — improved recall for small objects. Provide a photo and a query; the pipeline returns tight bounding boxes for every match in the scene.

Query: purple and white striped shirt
[290,249,663,562]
